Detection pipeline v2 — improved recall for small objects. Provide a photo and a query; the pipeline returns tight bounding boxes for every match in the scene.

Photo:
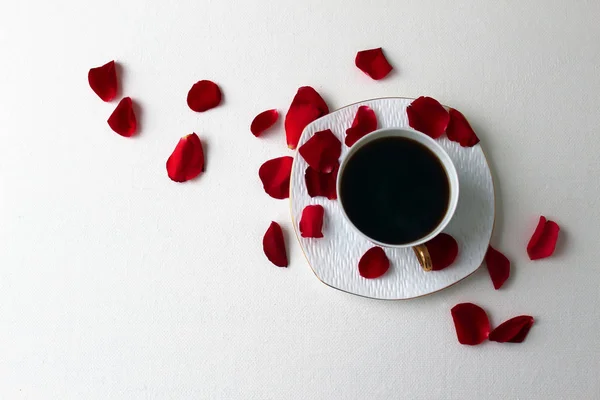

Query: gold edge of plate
[288,96,496,301]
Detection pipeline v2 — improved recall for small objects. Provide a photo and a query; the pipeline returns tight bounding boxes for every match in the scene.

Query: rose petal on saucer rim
[407,96,450,139]
[299,205,324,238]
[446,108,480,147]
[426,233,459,271]
[345,105,378,147]
[305,163,338,200]
[298,129,342,173]
[358,246,390,279]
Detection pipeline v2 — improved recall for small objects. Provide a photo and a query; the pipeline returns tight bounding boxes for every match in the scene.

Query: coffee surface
[340,136,450,244]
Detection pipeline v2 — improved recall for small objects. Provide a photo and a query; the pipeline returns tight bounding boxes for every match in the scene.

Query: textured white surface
[1,0,600,399]
[291,98,495,299]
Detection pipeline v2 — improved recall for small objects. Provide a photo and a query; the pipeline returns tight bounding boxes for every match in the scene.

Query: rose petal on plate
[358,247,390,279]
[527,216,560,260]
[258,156,294,199]
[88,60,117,102]
[446,108,480,147]
[251,109,279,137]
[298,129,342,174]
[107,97,137,137]
[305,163,338,200]
[489,315,534,343]
[187,80,222,112]
[298,129,341,173]
[407,96,450,139]
[285,87,329,149]
[485,246,510,290]
[166,133,205,182]
[355,48,393,80]
[425,233,458,271]
[345,105,378,147]
[263,221,288,267]
[299,205,324,238]
[451,303,491,345]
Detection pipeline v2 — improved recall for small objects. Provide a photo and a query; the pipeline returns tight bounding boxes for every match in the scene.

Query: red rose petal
[263,221,288,267]
[345,106,378,147]
[446,108,480,147]
[251,109,279,137]
[166,133,205,182]
[407,96,450,139]
[304,163,338,200]
[107,97,137,137]
[298,129,341,173]
[451,303,491,345]
[299,205,324,238]
[187,80,222,112]
[358,247,390,279]
[285,105,321,149]
[258,156,293,199]
[292,86,329,112]
[489,315,534,343]
[527,216,560,260]
[88,60,117,102]
[425,233,458,271]
[285,87,329,149]
[355,48,393,80]
[485,246,510,290]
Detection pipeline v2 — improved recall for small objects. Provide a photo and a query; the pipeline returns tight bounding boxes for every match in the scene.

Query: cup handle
[412,244,433,272]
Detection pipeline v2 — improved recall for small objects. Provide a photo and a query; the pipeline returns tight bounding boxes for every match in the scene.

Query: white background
[1,0,598,398]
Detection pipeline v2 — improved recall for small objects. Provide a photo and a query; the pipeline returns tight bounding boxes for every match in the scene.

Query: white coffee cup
[336,128,459,270]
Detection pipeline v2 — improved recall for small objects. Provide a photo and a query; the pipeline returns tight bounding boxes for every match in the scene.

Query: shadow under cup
[336,128,459,249]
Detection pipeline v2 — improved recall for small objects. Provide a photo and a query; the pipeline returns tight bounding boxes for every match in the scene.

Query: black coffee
[340,136,450,245]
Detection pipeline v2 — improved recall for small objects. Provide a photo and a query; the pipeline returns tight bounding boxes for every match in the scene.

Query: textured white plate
[290,97,495,300]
